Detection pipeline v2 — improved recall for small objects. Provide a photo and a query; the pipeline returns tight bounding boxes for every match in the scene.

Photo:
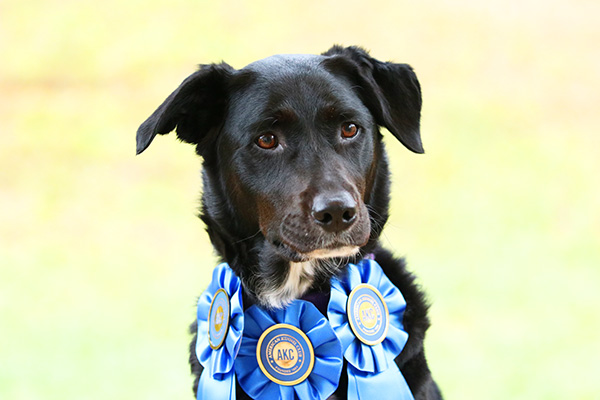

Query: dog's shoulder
[372,247,441,398]
[372,247,431,355]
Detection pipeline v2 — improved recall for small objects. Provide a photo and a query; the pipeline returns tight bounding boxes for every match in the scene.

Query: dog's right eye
[255,133,279,149]
[341,122,359,139]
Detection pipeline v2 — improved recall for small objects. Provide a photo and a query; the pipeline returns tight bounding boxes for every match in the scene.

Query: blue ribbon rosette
[195,263,244,399]
[235,300,343,400]
[327,259,414,400]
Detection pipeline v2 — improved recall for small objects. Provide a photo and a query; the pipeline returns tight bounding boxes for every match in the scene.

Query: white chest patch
[262,260,316,309]
[259,246,359,309]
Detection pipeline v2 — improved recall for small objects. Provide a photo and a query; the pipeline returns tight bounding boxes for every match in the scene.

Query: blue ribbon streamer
[235,300,343,400]
[195,263,244,400]
[328,259,414,400]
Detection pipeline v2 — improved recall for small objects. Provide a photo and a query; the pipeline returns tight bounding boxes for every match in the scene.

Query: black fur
[138,45,442,399]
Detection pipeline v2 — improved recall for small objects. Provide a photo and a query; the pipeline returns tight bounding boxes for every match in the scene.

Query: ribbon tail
[347,364,414,400]
[197,369,236,400]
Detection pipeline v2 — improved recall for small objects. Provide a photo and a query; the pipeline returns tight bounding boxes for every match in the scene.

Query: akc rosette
[195,263,244,399]
[235,300,343,400]
[327,258,414,400]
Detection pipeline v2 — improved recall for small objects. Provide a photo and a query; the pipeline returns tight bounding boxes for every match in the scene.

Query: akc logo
[347,284,389,346]
[257,324,314,386]
[208,289,230,350]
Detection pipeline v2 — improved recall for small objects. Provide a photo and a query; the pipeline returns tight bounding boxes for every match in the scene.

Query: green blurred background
[1,0,599,398]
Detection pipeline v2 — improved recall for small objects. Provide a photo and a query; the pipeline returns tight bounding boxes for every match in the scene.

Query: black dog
[137,45,442,399]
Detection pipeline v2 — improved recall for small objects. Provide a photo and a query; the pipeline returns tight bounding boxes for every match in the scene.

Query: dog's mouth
[271,239,362,262]
[304,246,361,259]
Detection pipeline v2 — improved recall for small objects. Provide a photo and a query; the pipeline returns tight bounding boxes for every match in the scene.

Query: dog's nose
[311,192,357,233]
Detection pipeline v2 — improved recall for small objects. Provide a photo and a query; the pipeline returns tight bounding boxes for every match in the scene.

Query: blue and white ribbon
[195,263,244,400]
[235,300,343,400]
[328,259,414,400]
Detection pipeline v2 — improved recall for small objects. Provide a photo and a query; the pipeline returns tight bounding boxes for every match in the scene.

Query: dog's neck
[240,267,332,316]
[259,260,317,309]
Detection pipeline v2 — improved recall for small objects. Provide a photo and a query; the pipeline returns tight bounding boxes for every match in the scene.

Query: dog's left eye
[341,122,359,139]
[255,133,279,149]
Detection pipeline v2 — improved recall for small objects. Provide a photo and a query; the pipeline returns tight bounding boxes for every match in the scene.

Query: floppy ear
[136,63,234,155]
[322,46,424,153]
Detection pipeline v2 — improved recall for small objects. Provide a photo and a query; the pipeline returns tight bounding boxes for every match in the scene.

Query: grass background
[1,0,599,398]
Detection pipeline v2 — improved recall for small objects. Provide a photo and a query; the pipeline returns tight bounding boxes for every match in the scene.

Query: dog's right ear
[136,63,234,155]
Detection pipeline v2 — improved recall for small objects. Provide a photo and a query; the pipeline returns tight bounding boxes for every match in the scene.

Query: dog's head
[137,46,422,308]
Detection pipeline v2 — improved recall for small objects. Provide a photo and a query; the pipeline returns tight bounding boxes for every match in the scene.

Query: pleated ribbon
[195,263,244,400]
[327,259,414,400]
[235,300,343,400]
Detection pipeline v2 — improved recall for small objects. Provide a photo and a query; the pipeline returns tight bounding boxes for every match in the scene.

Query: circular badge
[208,288,230,350]
[347,284,389,346]
[256,323,315,386]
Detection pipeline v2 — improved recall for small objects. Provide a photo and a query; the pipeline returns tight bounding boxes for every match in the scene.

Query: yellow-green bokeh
[1,0,599,399]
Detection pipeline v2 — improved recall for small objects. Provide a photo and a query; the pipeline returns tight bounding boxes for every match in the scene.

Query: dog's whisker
[232,229,262,245]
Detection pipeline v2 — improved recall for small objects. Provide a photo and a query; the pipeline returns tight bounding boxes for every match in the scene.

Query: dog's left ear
[322,46,424,153]
[136,63,234,155]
